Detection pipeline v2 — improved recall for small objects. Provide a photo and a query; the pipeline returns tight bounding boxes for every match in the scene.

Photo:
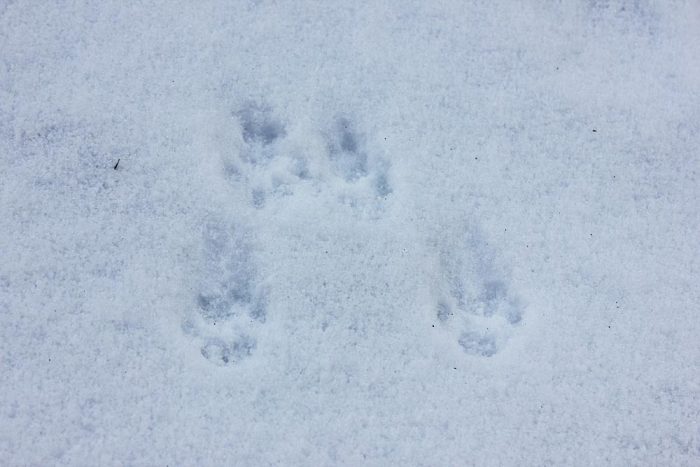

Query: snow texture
[1,1,699,465]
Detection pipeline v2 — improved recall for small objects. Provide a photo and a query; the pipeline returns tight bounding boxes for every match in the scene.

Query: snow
[1,1,699,465]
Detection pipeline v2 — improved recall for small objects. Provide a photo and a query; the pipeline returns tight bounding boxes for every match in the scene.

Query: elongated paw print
[436,228,524,357]
[183,221,267,366]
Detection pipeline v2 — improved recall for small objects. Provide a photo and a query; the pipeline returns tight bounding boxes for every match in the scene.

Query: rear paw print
[436,228,524,357]
[184,221,267,366]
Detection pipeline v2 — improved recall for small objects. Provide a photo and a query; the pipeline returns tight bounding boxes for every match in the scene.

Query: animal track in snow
[224,102,391,211]
[436,227,524,357]
[326,116,392,198]
[186,101,393,366]
[183,221,267,366]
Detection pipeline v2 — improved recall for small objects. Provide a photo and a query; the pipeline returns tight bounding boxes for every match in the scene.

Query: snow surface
[1,1,699,465]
